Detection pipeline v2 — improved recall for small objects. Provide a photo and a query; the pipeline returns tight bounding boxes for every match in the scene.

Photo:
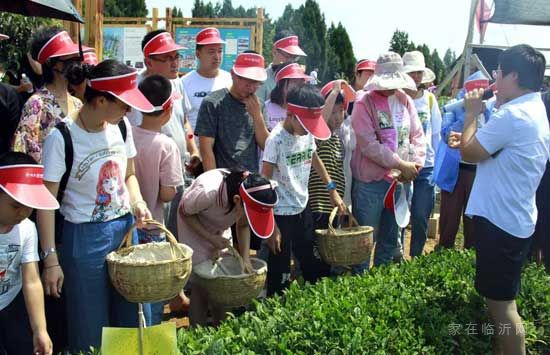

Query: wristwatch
[326,181,337,191]
[40,247,57,260]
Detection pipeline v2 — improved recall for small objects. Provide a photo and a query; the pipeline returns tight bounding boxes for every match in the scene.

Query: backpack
[53,120,127,242]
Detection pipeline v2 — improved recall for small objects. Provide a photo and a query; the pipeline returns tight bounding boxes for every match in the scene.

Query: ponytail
[224,168,248,214]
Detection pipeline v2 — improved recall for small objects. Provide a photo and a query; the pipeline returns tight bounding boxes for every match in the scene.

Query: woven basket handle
[118,219,180,259]
[327,206,360,234]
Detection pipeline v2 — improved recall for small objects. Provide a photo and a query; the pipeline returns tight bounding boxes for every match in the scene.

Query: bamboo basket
[194,246,266,309]
[106,219,193,303]
[315,207,374,266]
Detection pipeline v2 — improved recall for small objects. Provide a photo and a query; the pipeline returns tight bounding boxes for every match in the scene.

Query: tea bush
[178,250,550,354]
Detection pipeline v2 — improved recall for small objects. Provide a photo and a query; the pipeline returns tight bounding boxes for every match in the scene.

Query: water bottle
[21,74,33,94]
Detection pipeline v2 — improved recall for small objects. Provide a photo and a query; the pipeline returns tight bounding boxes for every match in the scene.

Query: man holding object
[459,44,549,355]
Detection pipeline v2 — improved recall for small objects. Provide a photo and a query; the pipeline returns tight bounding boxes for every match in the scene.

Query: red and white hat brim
[0,34,9,41]
[278,45,307,57]
[233,67,267,82]
[110,88,155,113]
[0,165,59,210]
[295,114,331,141]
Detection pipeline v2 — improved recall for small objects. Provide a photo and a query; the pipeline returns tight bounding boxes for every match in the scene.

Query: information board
[103,26,149,69]
[174,27,252,73]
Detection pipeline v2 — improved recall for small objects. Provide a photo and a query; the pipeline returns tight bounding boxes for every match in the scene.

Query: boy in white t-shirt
[0,152,59,355]
[262,85,346,296]
[459,44,549,355]
[181,27,232,132]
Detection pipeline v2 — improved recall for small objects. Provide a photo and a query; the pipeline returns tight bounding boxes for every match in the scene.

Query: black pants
[267,207,323,296]
[0,291,33,355]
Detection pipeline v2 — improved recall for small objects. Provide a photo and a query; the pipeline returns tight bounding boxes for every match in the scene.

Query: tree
[105,0,147,17]
[327,22,356,81]
[172,7,184,18]
[0,13,58,74]
[443,48,456,69]
[389,29,410,56]
[431,49,446,84]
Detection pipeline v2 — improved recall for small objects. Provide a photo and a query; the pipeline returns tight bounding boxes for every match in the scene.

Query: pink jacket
[351,90,426,183]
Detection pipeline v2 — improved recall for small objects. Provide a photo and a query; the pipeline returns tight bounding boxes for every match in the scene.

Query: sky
[146,0,550,61]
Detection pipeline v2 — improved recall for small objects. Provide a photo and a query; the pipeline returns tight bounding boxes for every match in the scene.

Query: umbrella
[0,0,84,23]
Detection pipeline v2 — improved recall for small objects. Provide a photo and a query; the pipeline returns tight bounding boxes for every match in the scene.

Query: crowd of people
[0,24,548,355]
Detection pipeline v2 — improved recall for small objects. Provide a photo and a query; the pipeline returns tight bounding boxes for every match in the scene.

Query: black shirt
[0,83,22,154]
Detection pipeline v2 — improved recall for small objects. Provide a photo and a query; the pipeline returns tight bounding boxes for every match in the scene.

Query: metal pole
[138,303,145,355]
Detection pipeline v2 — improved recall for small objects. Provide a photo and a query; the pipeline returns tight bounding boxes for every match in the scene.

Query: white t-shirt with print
[126,72,192,167]
[181,69,232,130]
[413,91,442,168]
[43,117,137,224]
[263,123,316,215]
[466,92,550,238]
[0,219,39,310]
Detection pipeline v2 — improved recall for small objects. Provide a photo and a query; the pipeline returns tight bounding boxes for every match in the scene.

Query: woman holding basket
[177,168,277,326]
[37,59,154,353]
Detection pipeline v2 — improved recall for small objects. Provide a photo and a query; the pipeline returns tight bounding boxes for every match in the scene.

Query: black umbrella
[0,0,84,23]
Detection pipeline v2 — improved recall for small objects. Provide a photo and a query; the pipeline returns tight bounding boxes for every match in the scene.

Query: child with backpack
[38,59,153,353]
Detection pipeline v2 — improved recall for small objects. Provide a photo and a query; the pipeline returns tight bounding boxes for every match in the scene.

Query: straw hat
[364,52,416,91]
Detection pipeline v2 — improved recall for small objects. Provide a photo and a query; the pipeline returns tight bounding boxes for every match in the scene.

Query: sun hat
[274,63,311,83]
[196,27,225,45]
[36,30,91,65]
[0,165,59,210]
[421,68,436,84]
[88,71,154,112]
[143,31,185,57]
[403,51,429,73]
[356,59,376,72]
[0,34,9,41]
[232,53,267,82]
[274,35,307,57]
[287,103,331,140]
[364,52,416,91]
[82,51,98,66]
[239,179,278,239]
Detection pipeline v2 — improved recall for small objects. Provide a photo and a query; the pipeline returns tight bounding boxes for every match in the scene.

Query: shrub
[178,250,550,354]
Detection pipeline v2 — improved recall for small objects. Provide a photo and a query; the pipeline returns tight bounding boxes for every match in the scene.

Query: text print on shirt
[286,148,313,166]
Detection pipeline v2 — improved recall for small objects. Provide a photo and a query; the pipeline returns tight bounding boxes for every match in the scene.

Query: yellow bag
[101,322,178,355]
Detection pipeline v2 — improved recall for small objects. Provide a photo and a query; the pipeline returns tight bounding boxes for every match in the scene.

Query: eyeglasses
[150,54,181,63]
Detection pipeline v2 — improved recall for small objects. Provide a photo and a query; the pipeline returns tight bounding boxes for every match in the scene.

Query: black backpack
[53,120,127,242]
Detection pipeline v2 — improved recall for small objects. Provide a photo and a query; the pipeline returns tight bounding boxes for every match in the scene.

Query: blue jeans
[60,213,144,353]
[352,179,400,268]
[409,167,435,257]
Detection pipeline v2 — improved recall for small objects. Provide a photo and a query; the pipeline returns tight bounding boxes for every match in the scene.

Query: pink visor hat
[239,181,278,238]
[274,63,311,83]
[384,180,410,228]
[0,165,59,210]
[232,52,267,81]
[143,32,185,57]
[82,52,98,66]
[89,71,154,113]
[287,103,331,141]
[0,34,9,41]
[464,78,490,93]
[320,80,357,105]
[151,88,183,112]
[356,59,376,72]
[274,35,306,57]
[196,27,226,45]
[37,31,91,65]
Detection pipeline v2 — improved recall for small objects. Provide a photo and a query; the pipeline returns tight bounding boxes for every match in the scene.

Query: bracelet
[44,264,60,270]
[326,181,337,191]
